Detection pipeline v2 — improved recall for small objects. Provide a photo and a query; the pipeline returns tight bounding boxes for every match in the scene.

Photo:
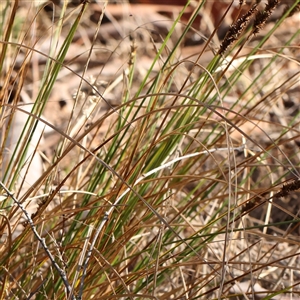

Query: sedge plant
[0,0,299,299]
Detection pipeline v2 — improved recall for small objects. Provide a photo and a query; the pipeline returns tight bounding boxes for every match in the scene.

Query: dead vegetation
[0,0,299,299]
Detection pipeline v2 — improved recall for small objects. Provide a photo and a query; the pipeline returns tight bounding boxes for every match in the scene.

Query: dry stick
[0,181,75,300]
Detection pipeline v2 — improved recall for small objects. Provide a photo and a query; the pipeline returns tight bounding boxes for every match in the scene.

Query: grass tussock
[0,0,299,299]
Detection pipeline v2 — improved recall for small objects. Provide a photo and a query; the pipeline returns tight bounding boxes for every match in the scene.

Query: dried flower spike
[275,178,300,198]
[253,0,280,35]
[218,4,258,55]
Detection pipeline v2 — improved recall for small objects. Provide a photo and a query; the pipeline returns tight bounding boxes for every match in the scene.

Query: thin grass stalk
[88,1,198,192]
[0,180,75,299]
[0,0,18,73]
[1,1,299,297]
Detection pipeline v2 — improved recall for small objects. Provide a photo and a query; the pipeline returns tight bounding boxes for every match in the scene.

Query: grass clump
[0,0,299,299]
